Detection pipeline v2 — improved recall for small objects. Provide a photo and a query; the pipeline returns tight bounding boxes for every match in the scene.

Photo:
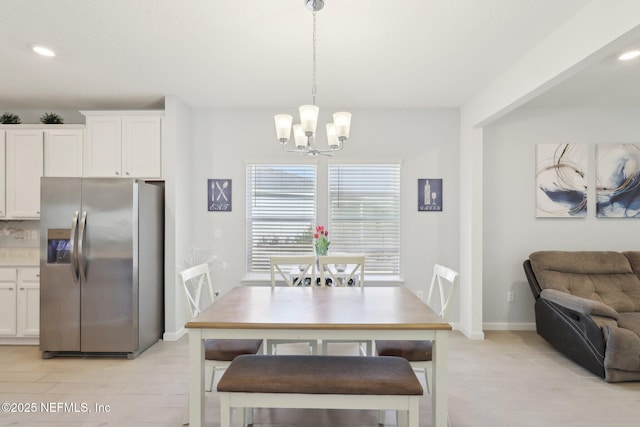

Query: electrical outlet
[214,229,222,240]
[416,291,424,301]
[507,291,515,302]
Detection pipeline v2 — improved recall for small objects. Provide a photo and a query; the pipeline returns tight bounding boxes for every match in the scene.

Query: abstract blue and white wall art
[536,144,588,218]
[596,144,640,218]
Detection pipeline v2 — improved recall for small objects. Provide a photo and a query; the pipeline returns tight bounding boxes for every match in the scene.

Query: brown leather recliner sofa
[524,251,640,382]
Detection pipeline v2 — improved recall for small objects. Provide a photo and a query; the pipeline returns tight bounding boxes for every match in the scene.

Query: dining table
[185,285,452,427]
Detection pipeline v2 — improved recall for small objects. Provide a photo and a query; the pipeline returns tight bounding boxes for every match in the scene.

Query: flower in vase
[314,225,330,256]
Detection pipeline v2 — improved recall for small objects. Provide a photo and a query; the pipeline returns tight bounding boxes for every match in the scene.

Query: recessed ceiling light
[32,45,56,57]
[618,49,640,61]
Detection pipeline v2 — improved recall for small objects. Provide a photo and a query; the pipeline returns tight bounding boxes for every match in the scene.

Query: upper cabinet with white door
[1,124,85,219]
[44,128,84,177]
[5,129,43,218]
[81,111,163,179]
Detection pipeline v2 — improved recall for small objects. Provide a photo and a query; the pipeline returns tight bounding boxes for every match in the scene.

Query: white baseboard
[163,327,186,341]
[483,322,536,331]
[450,322,485,340]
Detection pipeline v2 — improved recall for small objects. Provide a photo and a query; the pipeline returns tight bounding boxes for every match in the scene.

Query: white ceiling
[1,0,636,111]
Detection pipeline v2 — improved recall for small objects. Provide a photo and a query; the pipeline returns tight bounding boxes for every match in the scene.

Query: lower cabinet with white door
[0,267,40,344]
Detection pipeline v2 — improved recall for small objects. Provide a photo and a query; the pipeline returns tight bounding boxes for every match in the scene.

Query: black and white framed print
[208,179,232,211]
[418,179,442,211]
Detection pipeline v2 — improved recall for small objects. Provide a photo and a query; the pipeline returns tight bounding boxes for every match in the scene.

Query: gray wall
[483,106,640,328]
[183,107,462,318]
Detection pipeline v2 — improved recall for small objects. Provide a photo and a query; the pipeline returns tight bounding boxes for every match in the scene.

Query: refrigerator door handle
[69,210,80,282]
[78,211,88,284]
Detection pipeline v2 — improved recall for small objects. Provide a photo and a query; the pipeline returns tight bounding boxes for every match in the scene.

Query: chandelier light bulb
[293,125,307,149]
[274,114,293,143]
[333,112,351,140]
[326,123,339,149]
[299,105,319,135]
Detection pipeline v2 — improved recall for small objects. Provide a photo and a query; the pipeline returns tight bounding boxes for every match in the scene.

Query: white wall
[183,108,462,319]
[162,96,193,339]
[483,106,640,329]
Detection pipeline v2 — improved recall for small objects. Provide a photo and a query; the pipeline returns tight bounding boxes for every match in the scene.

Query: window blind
[246,164,316,272]
[328,164,401,275]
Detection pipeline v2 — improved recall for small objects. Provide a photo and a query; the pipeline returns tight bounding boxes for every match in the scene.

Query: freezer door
[40,177,82,352]
[80,179,138,352]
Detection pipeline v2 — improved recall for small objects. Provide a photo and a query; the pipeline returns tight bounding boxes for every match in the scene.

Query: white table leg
[189,330,205,427]
[432,330,449,427]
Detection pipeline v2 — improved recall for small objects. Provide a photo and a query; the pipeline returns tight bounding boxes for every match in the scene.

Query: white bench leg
[409,397,419,427]
[235,407,245,427]
[397,410,408,427]
[378,409,386,424]
[220,394,231,427]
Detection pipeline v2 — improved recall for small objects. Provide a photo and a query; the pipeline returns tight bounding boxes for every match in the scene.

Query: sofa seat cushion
[618,313,640,338]
[530,251,640,312]
[604,325,640,382]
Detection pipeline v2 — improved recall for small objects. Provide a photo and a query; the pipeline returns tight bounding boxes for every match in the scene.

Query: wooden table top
[186,286,452,331]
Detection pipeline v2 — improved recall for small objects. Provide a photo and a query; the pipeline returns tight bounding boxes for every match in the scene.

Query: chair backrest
[270,255,316,287]
[318,255,365,287]
[178,263,215,319]
[426,264,459,321]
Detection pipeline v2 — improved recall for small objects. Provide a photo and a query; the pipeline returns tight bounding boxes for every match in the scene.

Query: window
[246,164,316,272]
[328,164,401,275]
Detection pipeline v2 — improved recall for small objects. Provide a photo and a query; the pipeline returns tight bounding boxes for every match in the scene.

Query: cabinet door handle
[19,287,24,291]
[115,171,120,175]
[8,287,14,291]
[125,172,130,176]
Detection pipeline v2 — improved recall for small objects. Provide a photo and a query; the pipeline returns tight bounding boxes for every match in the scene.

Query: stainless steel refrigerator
[39,178,164,358]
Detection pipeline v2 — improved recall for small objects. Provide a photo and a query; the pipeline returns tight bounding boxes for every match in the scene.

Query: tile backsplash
[0,221,40,248]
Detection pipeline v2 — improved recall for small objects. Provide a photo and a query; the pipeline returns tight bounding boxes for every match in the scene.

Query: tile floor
[1,331,639,426]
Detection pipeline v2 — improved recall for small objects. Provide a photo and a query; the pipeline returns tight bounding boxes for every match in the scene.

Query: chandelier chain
[312,10,317,106]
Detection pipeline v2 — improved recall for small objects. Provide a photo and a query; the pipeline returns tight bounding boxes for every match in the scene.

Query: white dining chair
[318,254,364,288]
[267,255,318,355]
[318,254,371,356]
[375,263,459,393]
[178,264,263,392]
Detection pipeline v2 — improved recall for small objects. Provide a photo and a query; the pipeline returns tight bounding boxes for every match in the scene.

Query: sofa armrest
[540,289,619,320]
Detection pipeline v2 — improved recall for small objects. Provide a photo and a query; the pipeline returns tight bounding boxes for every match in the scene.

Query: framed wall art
[418,179,442,211]
[596,143,640,217]
[208,179,232,211]
[535,143,587,218]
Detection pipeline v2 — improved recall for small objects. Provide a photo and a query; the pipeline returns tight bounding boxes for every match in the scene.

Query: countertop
[0,248,39,267]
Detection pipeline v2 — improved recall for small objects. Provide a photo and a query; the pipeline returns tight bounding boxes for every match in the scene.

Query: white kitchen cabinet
[82,111,163,178]
[17,268,40,337]
[0,130,5,218]
[44,129,83,177]
[0,268,18,336]
[5,130,43,218]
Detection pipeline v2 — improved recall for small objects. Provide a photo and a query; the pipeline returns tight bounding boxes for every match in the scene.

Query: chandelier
[274,0,352,157]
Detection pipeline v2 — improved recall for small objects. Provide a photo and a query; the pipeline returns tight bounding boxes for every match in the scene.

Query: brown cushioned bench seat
[217,354,423,427]
[217,354,423,395]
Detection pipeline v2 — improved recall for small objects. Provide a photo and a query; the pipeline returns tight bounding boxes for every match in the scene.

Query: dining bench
[217,354,424,427]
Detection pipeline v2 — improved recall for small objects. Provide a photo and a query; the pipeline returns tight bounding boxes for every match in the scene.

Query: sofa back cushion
[529,251,640,312]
